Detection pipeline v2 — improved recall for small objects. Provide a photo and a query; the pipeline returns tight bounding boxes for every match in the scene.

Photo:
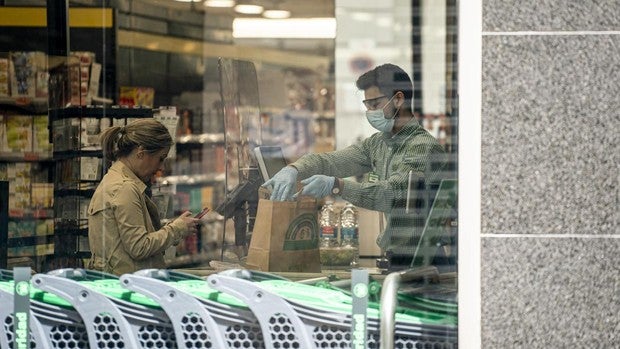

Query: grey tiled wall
[481,1,620,347]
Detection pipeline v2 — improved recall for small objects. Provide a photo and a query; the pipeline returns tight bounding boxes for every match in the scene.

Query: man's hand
[262,166,298,201]
[299,175,335,199]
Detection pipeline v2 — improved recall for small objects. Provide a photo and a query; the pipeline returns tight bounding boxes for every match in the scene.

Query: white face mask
[365,94,399,132]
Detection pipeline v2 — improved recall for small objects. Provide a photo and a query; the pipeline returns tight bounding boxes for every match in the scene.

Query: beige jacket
[87,161,186,275]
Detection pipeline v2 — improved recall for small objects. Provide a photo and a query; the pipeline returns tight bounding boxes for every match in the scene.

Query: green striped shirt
[292,118,447,249]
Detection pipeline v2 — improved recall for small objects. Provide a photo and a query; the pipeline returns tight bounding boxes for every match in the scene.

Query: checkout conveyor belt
[0,268,457,349]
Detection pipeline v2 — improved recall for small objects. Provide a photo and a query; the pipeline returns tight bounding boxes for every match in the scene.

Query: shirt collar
[382,118,421,144]
[110,161,147,193]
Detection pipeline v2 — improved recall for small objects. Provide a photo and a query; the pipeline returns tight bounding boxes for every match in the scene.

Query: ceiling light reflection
[233,18,336,38]
[262,10,291,19]
[234,4,264,14]
[204,0,235,7]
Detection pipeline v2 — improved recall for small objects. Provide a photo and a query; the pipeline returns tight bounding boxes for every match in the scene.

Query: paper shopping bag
[246,197,321,273]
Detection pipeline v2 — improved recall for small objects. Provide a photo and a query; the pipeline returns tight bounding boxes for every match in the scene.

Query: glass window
[0,0,458,347]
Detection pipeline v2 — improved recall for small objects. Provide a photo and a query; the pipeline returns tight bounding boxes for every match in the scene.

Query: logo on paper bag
[283,213,319,250]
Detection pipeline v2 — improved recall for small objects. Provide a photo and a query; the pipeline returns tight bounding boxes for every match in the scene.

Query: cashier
[264,63,446,250]
[87,119,200,275]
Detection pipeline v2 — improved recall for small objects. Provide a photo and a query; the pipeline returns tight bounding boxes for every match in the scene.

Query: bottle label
[321,226,335,238]
[341,227,358,240]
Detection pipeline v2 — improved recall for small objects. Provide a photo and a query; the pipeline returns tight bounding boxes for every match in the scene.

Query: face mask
[365,94,398,132]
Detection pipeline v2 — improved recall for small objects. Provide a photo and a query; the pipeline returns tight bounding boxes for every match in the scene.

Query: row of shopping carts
[0,267,457,349]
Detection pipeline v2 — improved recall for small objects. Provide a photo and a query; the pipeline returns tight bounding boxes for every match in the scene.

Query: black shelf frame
[0,181,8,269]
[49,106,154,120]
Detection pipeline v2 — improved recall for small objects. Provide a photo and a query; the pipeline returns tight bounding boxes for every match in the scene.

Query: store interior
[0,1,458,347]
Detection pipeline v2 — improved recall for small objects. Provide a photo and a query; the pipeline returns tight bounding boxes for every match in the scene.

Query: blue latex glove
[263,166,298,201]
[298,175,335,199]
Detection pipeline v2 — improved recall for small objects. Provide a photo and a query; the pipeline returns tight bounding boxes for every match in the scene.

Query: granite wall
[480,0,619,347]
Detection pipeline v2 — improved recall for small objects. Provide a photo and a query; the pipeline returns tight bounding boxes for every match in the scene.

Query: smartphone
[194,207,210,219]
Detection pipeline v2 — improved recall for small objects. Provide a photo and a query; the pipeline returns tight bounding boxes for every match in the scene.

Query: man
[264,63,446,253]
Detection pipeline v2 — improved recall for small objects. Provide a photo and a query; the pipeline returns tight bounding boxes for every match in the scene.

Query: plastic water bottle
[340,202,359,267]
[319,201,338,248]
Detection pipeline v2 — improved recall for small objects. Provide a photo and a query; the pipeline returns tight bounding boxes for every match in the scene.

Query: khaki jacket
[87,161,186,275]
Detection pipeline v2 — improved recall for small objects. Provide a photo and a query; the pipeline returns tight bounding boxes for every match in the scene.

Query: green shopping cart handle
[0,280,73,308]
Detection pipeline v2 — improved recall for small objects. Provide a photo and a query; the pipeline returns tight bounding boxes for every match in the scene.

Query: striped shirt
[292,118,447,249]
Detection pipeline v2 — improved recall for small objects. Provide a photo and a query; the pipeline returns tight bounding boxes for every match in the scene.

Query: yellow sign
[0,7,113,28]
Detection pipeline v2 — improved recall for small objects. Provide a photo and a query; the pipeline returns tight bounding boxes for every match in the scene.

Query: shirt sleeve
[293,133,446,213]
[111,182,186,260]
[343,140,446,213]
[292,142,373,180]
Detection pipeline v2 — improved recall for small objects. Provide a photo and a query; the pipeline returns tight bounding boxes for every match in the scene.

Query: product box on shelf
[35,219,54,236]
[9,51,36,98]
[80,118,101,149]
[31,182,54,208]
[35,70,49,98]
[35,243,54,256]
[154,107,178,157]
[8,245,35,258]
[79,157,102,181]
[55,195,90,223]
[55,158,79,189]
[8,51,47,99]
[5,115,33,152]
[112,117,126,127]
[52,118,77,152]
[0,57,9,97]
[7,163,31,210]
[8,220,36,238]
[69,51,94,106]
[33,115,52,153]
[0,114,6,152]
[51,118,67,151]
[87,62,101,103]
[119,86,155,108]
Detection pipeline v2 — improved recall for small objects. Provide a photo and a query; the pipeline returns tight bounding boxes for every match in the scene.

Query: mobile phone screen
[194,207,210,219]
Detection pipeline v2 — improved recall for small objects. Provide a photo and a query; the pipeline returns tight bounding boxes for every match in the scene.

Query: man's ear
[136,146,145,159]
[394,91,405,108]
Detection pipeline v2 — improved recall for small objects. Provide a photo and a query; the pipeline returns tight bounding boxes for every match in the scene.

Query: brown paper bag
[246,197,321,273]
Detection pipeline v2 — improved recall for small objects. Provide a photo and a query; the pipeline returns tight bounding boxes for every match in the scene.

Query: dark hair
[355,63,414,111]
[100,118,173,168]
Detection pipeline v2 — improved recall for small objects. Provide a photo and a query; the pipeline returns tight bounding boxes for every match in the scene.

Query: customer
[88,118,200,275]
[264,63,446,251]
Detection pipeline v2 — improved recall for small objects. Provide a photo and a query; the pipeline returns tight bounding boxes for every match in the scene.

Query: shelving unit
[156,128,227,266]
[0,97,55,270]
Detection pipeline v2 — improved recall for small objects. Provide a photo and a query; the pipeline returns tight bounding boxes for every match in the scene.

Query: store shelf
[7,235,54,248]
[54,188,96,198]
[53,227,88,237]
[49,105,153,119]
[8,208,54,219]
[0,96,48,114]
[52,149,102,159]
[0,152,54,162]
[159,172,225,186]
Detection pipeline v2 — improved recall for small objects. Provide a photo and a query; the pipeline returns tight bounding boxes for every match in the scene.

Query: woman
[88,118,200,275]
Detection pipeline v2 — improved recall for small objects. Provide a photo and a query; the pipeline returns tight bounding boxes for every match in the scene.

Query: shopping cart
[120,269,266,349]
[31,268,177,349]
[0,269,89,349]
[207,269,457,349]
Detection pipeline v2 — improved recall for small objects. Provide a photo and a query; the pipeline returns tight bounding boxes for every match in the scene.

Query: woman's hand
[176,211,201,236]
